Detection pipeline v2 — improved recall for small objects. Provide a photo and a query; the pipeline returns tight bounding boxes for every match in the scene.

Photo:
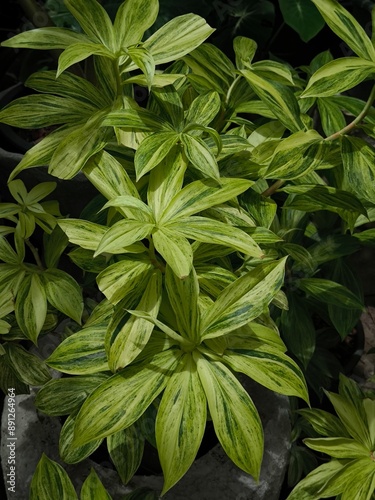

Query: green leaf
[29,454,78,500]
[233,36,258,69]
[0,236,19,265]
[195,353,263,480]
[102,195,154,222]
[142,14,215,66]
[107,423,145,485]
[325,391,372,448]
[46,325,109,375]
[152,227,193,279]
[165,265,200,343]
[83,150,139,200]
[286,460,344,500]
[41,269,83,324]
[1,27,89,50]
[298,408,350,438]
[126,46,155,90]
[302,58,375,98]
[57,42,114,76]
[168,216,263,258]
[251,60,295,86]
[35,375,108,416]
[265,130,324,179]
[26,70,109,109]
[184,91,221,128]
[180,133,220,181]
[134,132,178,180]
[280,292,316,368]
[109,270,162,371]
[0,94,94,129]
[303,437,369,458]
[58,219,107,251]
[156,353,207,495]
[201,258,287,339]
[341,136,375,204]
[94,220,154,256]
[317,98,346,137]
[147,147,187,219]
[183,43,235,93]
[223,346,309,401]
[279,0,325,42]
[49,114,110,179]
[102,108,171,132]
[311,0,375,62]
[241,69,304,132]
[80,469,112,500]
[8,124,81,181]
[123,488,159,500]
[328,259,363,339]
[59,414,102,464]
[73,349,183,446]
[114,0,158,49]
[65,0,115,50]
[160,178,253,223]
[97,258,153,305]
[298,278,364,311]
[4,343,51,386]
[15,274,47,344]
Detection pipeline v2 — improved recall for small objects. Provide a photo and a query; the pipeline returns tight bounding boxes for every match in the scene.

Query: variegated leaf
[46,325,109,375]
[41,268,83,324]
[156,353,207,495]
[97,258,153,305]
[1,27,90,50]
[311,0,375,62]
[195,353,263,479]
[59,413,103,464]
[58,219,107,251]
[168,216,263,258]
[107,423,145,485]
[114,0,158,50]
[223,347,309,402]
[109,270,162,371]
[134,132,179,180]
[29,454,78,500]
[94,220,154,256]
[201,258,287,339]
[80,469,112,500]
[15,273,47,344]
[65,0,115,50]
[159,178,253,223]
[180,133,220,181]
[165,266,200,342]
[152,227,193,279]
[73,349,183,446]
[57,42,115,76]
[142,14,215,66]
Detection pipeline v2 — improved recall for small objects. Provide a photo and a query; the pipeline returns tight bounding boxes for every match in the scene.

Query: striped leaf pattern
[156,353,207,494]
[15,273,47,344]
[195,353,263,479]
[30,455,78,500]
[80,469,112,500]
[73,349,183,446]
[46,325,109,375]
[108,269,162,371]
[59,413,103,464]
[114,0,158,49]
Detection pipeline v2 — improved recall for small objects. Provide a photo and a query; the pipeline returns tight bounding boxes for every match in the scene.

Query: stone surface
[1,377,291,500]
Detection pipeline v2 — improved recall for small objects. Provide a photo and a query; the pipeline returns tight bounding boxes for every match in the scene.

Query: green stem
[325,84,375,141]
[26,240,44,270]
[261,179,285,197]
[262,84,375,197]
[148,236,165,273]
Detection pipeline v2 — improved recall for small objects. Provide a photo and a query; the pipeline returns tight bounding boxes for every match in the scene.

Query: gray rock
[1,376,291,500]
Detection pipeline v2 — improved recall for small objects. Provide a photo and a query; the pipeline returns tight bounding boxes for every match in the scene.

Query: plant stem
[26,240,44,270]
[261,179,285,197]
[325,84,375,141]
[261,84,375,197]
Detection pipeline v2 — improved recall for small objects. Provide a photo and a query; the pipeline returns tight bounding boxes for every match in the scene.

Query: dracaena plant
[1,0,375,497]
